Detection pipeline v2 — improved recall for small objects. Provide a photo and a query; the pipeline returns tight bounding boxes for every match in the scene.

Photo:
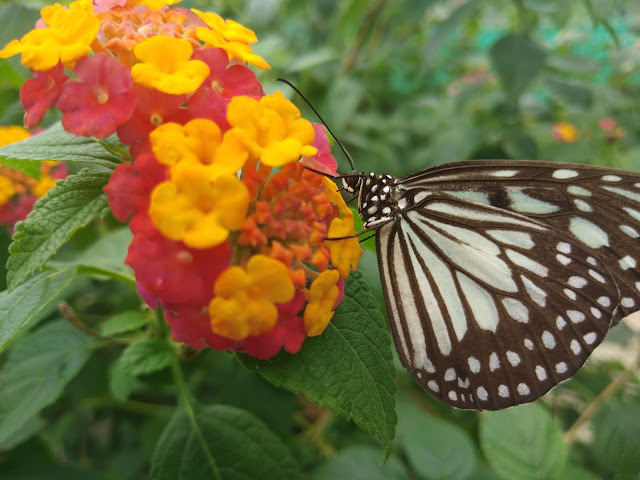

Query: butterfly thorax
[358,172,436,229]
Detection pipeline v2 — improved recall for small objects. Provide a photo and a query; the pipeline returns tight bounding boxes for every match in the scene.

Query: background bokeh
[0,1,639,479]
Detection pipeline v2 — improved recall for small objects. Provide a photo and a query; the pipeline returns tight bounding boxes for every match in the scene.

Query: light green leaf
[397,398,477,480]
[490,34,546,99]
[100,310,150,337]
[240,270,397,459]
[591,400,640,475]
[7,169,112,290]
[0,320,92,445]
[151,404,302,480]
[312,445,407,480]
[120,338,177,376]
[0,267,77,352]
[480,403,567,480]
[0,122,121,176]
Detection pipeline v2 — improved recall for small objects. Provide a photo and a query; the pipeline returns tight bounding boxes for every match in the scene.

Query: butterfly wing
[399,160,640,325]
[376,189,633,410]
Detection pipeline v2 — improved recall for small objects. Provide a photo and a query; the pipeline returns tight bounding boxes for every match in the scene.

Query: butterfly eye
[342,170,362,195]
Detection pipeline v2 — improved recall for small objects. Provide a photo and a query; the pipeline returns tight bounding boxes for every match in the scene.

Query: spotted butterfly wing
[354,160,640,410]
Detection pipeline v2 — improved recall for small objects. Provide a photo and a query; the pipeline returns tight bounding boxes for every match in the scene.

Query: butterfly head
[341,170,362,195]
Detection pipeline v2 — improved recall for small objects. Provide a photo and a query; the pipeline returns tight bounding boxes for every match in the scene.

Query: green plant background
[0,0,639,479]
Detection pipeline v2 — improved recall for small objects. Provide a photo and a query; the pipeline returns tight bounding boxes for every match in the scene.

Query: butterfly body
[345,160,640,410]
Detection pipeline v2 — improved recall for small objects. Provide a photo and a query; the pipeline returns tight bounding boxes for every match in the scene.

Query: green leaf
[397,398,477,480]
[556,464,601,480]
[312,445,407,480]
[490,34,546,99]
[100,310,150,337]
[480,403,567,480]
[109,359,138,402]
[504,133,538,160]
[545,76,593,109]
[120,338,177,376]
[0,267,77,352]
[240,270,397,459]
[7,169,112,290]
[0,122,121,176]
[0,320,92,445]
[591,399,640,475]
[151,404,302,480]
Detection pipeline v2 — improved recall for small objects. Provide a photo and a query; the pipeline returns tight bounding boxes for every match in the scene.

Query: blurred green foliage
[0,0,639,479]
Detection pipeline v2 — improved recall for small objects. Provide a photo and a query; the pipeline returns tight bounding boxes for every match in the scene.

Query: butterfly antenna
[276,78,356,170]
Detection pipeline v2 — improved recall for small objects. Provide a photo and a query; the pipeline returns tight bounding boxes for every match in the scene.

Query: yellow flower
[327,211,362,278]
[150,119,248,176]
[210,255,295,340]
[0,126,30,148]
[131,36,210,95]
[227,92,317,167]
[32,175,57,198]
[552,122,578,143]
[193,9,270,70]
[0,176,16,206]
[149,168,249,249]
[132,0,183,9]
[304,269,340,336]
[0,0,100,71]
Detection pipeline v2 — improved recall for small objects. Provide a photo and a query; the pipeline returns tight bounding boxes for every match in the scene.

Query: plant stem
[564,354,639,445]
[171,360,222,480]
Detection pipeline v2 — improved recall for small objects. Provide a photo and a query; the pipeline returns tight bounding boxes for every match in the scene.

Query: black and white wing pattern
[359,160,640,410]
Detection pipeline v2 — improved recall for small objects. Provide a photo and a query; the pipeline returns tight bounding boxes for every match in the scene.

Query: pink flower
[58,54,136,138]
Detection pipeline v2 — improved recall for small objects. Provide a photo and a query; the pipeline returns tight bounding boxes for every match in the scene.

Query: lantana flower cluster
[0,126,66,229]
[1,0,362,358]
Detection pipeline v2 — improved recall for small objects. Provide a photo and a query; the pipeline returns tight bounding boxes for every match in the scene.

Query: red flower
[187,47,263,130]
[301,123,338,176]
[20,63,68,128]
[116,85,189,157]
[58,54,136,138]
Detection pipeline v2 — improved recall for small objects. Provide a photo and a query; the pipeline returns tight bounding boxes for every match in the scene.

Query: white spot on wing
[621,297,635,308]
[524,338,534,350]
[597,296,610,307]
[553,169,578,179]
[557,242,571,254]
[602,175,622,182]
[498,385,510,398]
[487,230,535,249]
[567,310,586,323]
[567,186,591,197]
[457,272,499,332]
[427,380,439,392]
[536,365,547,381]
[569,217,609,248]
[542,331,556,349]
[556,254,571,266]
[620,225,640,238]
[568,276,587,288]
[491,170,518,177]
[489,352,500,371]
[507,250,549,277]
[591,307,602,319]
[444,368,456,381]
[556,316,567,330]
[556,362,568,374]
[506,351,521,366]
[468,356,481,373]
[623,207,640,222]
[507,187,560,214]
[574,199,592,212]
[564,289,577,300]
[502,298,530,323]
[522,275,547,306]
[570,339,582,355]
[477,386,488,401]
[602,185,640,204]
[445,190,491,205]
[583,332,597,344]
[517,383,530,396]
[588,269,606,283]
[619,255,637,270]
[448,390,458,401]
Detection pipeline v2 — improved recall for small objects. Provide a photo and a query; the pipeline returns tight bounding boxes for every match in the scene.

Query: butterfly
[342,160,640,410]
[276,78,639,410]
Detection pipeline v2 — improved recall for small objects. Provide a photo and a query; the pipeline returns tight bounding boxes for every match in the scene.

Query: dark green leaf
[490,34,546,99]
[0,122,121,175]
[397,398,477,480]
[109,359,138,402]
[545,76,593,108]
[0,267,77,352]
[480,403,567,480]
[100,310,150,337]
[120,338,177,376]
[3,462,111,480]
[591,399,640,475]
[312,445,407,480]
[0,320,92,444]
[504,133,538,159]
[7,169,112,290]
[151,404,302,480]
[421,0,479,71]
[240,270,397,459]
